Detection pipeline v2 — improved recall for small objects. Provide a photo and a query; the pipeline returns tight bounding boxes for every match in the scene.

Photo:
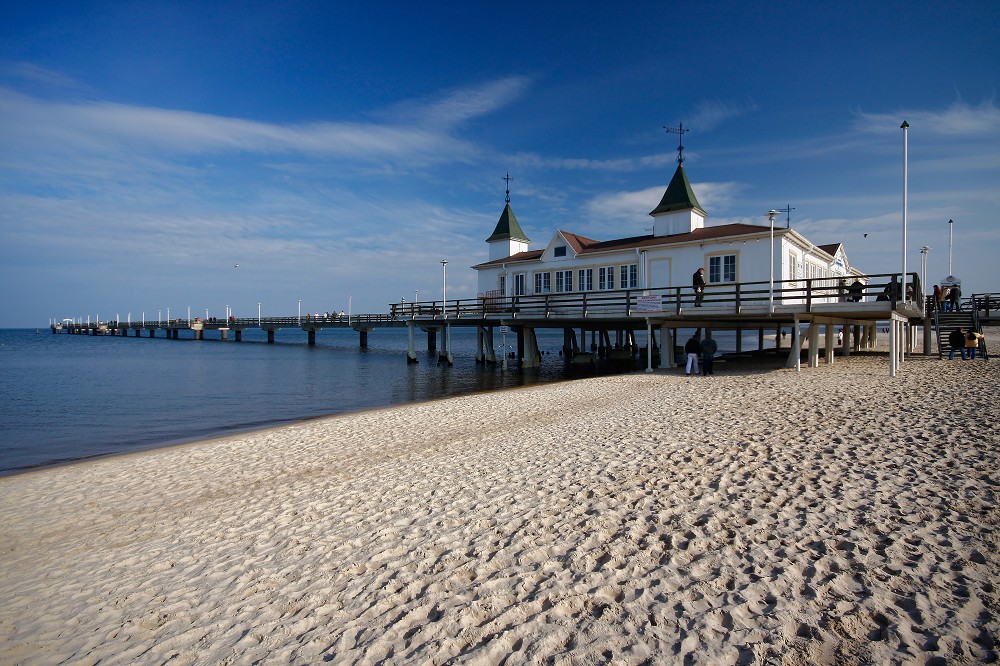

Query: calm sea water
[1,325,776,474]
[0,326,669,474]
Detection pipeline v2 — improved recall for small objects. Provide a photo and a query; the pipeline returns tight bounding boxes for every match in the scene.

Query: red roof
[473,223,779,268]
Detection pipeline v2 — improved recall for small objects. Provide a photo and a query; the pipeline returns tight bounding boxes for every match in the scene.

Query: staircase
[934,308,988,360]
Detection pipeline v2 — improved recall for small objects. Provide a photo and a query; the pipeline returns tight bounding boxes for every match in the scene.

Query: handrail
[390,272,922,320]
[57,272,927,331]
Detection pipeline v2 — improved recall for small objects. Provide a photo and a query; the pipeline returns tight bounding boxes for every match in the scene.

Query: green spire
[486,203,530,243]
[649,163,707,217]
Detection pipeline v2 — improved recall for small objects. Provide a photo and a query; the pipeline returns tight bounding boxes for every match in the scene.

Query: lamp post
[919,246,930,297]
[766,210,780,313]
[441,259,448,318]
[901,121,909,299]
[258,302,261,326]
[297,299,301,325]
[948,219,954,276]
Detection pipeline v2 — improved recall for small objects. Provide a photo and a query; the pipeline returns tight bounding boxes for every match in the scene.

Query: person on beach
[933,285,942,312]
[965,328,984,360]
[692,267,706,307]
[949,284,962,312]
[948,327,966,360]
[685,332,701,375]
[700,330,718,376]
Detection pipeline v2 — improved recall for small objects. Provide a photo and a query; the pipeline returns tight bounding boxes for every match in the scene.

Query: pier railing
[393,272,923,320]
[55,272,925,332]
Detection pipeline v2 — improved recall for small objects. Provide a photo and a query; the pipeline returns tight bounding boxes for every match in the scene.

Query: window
[555,270,573,293]
[598,266,615,290]
[534,271,551,294]
[554,246,567,257]
[578,268,593,292]
[498,274,506,295]
[514,273,526,296]
[620,264,639,289]
[708,254,736,284]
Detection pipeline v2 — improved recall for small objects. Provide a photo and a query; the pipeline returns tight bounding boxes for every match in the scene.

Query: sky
[1,1,998,327]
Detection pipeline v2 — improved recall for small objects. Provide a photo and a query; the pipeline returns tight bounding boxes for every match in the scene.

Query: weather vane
[502,172,512,204]
[663,122,689,164]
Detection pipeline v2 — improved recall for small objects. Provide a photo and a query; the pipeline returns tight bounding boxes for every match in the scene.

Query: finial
[664,122,690,164]
[502,172,512,204]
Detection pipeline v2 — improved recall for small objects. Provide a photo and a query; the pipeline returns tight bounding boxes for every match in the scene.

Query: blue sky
[1,1,998,326]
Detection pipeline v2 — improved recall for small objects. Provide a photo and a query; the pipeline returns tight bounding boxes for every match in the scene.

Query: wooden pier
[52,273,960,377]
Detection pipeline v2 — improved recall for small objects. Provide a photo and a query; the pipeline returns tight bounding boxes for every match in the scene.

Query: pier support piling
[407,323,418,363]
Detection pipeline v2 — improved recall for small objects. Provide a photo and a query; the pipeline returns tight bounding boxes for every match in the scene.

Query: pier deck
[52,273,956,376]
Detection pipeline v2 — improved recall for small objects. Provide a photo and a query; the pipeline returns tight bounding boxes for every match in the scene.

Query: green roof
[648,164,707,217]
[486,203,530,243]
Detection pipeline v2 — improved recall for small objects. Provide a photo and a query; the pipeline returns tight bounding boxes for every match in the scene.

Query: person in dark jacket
[948,327,966,360]
[949,284,961,312]
[700,331,718,376]
[692,267,706,307]
[684,332,701,375]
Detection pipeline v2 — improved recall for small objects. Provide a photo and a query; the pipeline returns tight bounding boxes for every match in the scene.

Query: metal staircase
[934,306,988,360]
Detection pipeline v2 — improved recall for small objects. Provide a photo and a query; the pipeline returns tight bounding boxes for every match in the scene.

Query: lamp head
[900,121,909,129]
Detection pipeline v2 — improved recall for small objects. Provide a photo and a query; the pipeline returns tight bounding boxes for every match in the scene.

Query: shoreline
[2,340,997,663]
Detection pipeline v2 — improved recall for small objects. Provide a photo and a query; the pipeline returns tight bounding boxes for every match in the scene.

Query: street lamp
[948,219,954,276]
[901,121,909,300]
[441,259,448,318]
[919,246,930,298]
[258,302,261,325]
[297,299,301,325]
[766,210,780,313]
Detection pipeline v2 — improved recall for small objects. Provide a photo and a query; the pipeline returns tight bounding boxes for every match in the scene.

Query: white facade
[474,166,861,303]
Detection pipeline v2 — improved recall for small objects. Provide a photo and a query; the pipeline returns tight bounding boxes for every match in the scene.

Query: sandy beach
[1,339,997,665]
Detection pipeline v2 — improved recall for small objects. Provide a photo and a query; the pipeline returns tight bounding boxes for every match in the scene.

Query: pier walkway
[52,273,942,376]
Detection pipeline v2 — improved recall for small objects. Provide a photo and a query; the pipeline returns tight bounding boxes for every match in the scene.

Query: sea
[0,325,768,475]
[0,326,637,475]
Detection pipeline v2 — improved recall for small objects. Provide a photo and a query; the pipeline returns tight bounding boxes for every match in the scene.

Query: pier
[50,273,990,378]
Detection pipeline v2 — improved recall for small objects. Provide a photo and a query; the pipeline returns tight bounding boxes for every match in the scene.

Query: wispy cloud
[585,180,746,224]
[388,76,533,127]
[0,61,89,92]
[854,99,1000,136]
[688,98,758,131]
[0,76,532,167]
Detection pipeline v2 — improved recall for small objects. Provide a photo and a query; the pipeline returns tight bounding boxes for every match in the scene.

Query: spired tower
[649,123,708,236]
[486,173,531,261]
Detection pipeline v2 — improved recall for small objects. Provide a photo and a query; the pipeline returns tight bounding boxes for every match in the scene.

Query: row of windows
[501,255,744,296]
[508,264,642,296]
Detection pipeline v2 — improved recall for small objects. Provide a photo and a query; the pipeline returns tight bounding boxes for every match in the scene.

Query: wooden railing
[392,273,923,320]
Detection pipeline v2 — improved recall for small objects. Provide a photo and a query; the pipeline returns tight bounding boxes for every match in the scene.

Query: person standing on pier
[692,267,706,307]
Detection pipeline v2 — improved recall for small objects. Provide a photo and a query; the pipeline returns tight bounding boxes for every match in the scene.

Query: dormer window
[554,246,567,257]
